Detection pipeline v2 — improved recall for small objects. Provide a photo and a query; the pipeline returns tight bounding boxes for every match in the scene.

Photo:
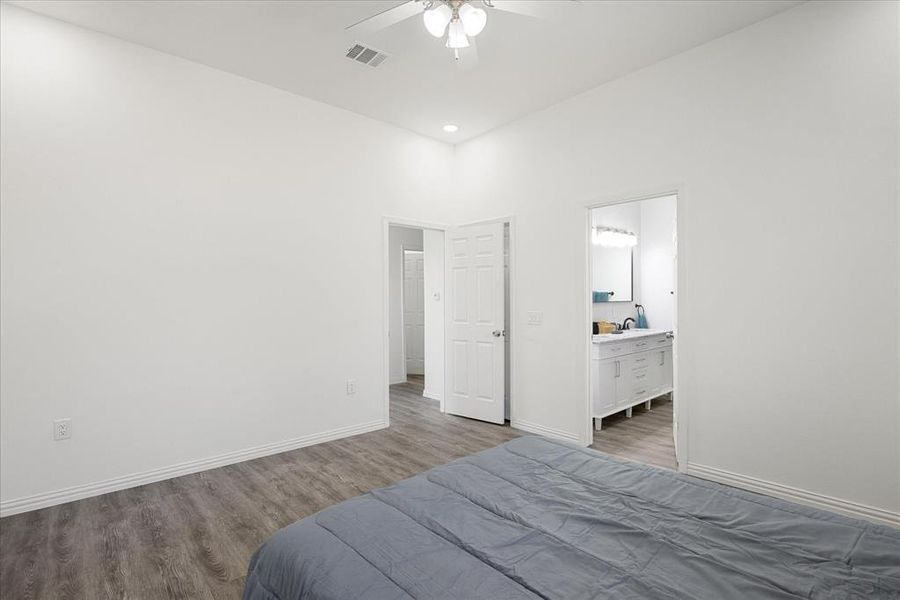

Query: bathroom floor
[590,395,676,470]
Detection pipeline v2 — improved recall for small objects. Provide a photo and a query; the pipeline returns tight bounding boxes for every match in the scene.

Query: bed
[243,436,900,599]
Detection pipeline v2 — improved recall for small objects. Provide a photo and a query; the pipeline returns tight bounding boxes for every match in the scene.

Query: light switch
[433,292,441,301]
[527,311,543,325]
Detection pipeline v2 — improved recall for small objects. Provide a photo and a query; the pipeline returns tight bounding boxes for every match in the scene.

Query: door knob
[492,330,504,337]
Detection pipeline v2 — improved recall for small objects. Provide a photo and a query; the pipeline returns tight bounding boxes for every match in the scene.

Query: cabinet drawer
[630,354,652,370]
[597,342,630,358]
[632,334,670,350]
[632,369,651,385]
[631,368,652,386]
[596,333,671,359]
[632,382,652,399]
[631,338,652,351]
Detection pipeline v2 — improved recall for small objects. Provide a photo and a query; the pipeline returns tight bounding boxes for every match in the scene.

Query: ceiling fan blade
[345,1,423,35]
[485,0,554,19]
[456,37,479,70]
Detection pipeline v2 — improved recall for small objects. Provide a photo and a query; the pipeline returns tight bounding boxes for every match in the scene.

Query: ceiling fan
[345,0,552,68]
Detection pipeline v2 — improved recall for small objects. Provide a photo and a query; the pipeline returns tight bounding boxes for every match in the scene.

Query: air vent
[345,43,390,68]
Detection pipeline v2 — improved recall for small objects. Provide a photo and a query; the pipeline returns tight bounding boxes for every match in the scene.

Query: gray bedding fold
[244,437,900,599]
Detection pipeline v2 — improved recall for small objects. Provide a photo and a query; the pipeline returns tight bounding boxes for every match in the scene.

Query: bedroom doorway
[586,191,682,471]
[387,224,443,401]
[384,217,514,428]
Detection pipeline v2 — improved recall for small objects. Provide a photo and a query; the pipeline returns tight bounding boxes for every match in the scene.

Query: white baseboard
[511,419,581,444]
[389,376,407,385]
[687,462,900,528]
[422,389,442,401]
[0,419,388,518]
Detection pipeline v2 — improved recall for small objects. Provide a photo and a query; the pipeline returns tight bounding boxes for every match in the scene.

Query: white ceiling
[10,0,802,143]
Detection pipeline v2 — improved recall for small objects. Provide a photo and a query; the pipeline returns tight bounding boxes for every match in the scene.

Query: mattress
[243,436,900,599]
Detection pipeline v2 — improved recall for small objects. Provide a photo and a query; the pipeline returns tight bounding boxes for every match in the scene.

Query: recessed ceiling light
[443,124,459,133]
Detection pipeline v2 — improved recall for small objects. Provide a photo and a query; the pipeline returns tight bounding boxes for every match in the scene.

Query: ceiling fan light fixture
[458,3,487,36]
[446,18,470,49]
[423,3,452,37]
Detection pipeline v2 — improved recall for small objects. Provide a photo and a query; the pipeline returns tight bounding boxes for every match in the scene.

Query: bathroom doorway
[586,192,681,470]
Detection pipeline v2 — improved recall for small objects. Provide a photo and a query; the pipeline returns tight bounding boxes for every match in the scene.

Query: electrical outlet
[346,379,357,395]
[53,418,71,441]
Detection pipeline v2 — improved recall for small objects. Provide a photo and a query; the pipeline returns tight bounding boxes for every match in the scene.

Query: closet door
[403,251,425,375]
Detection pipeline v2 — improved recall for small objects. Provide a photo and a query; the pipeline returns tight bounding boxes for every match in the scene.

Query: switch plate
[53,418,71,441]
[527,311,543,325]
[346,380,357,395]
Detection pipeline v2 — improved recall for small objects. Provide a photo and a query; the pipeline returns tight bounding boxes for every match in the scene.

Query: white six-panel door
[445,223,505,424]
[403,250,425,375]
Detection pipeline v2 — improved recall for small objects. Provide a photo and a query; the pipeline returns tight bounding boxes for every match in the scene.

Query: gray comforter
[243,436,900,599]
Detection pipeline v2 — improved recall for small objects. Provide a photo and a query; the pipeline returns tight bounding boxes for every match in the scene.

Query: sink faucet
[622,318,635,330]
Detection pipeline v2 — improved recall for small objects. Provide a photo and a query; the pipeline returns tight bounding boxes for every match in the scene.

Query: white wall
[423,230,444,401]
[0,5,455,513]
[388,226,423,384]
[455,1,899,515]
[639,195,676,332]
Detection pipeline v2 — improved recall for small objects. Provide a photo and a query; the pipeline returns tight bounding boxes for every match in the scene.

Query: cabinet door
[614,357,633,407]
[661,347,673,391]
[647,350,664,396]
[593,358,616,414]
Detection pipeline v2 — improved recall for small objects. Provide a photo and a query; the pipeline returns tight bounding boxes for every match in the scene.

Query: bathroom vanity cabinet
[591,330,673,430]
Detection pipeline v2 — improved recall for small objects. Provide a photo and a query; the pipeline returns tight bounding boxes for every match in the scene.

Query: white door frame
[456,215,517,423]
[383,217,448,426]
[585,187,687,472]
[383,215,517,427]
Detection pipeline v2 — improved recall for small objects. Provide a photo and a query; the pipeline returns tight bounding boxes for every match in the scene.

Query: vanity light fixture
[592,227,638,248]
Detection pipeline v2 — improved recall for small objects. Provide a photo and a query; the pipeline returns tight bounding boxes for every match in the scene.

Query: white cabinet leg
[625,407,633,418]
[645,400,652,411]
[593,417,602,431]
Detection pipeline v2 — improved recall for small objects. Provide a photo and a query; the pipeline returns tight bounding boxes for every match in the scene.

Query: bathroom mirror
[592,246,633,302]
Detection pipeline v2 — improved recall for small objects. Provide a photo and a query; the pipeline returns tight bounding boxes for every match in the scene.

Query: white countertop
[592,329,671,344]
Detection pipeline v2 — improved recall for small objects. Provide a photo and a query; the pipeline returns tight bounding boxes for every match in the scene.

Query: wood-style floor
[0,376,674,599]
[591,395,676,470]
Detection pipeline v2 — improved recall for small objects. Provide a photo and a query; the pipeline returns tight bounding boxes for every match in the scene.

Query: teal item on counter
[593,291,611,303]
[636,304,648,328]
